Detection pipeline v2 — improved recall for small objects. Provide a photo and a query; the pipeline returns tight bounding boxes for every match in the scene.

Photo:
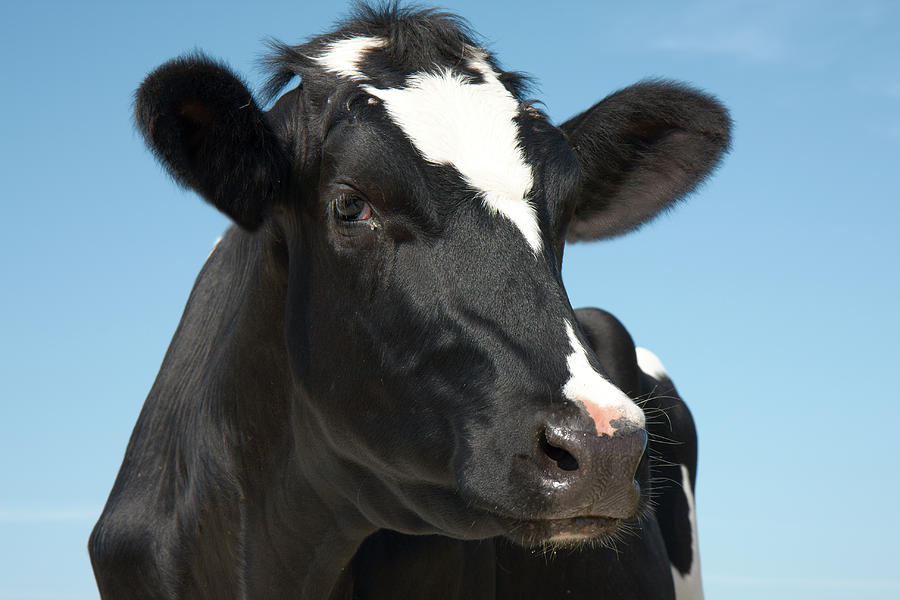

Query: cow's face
[135,11,729,546]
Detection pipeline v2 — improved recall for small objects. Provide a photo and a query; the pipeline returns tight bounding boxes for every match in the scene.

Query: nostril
[539,429,579,471]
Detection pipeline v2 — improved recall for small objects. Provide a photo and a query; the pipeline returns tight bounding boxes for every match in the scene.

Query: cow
[89,5,730,599]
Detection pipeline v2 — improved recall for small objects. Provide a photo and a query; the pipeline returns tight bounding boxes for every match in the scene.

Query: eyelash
[332,193,373,223]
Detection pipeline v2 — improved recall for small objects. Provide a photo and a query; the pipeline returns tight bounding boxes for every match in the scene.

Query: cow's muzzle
[539,424,647,515]
[502,421,648,544]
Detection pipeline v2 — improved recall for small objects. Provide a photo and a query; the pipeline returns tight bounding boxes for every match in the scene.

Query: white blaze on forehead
[363,59,541,253]
[313,36,387,80]
[314,36,540,252]
[562,321,645,435]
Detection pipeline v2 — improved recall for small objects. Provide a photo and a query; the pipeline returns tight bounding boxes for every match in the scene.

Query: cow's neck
[151,227,373,597]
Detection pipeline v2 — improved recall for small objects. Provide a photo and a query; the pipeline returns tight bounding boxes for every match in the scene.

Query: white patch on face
[362,57,541,253]
[671,464,704,600]
[314,37,540,251]
[562,321,645,435]
[313,36,387,80]
[635,346,670,381]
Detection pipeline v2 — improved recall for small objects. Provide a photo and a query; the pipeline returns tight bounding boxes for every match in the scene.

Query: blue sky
[2,1,898,598]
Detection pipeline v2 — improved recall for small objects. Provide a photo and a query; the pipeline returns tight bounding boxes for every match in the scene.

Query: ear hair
[562,80,732,241]
[135,53,290,230]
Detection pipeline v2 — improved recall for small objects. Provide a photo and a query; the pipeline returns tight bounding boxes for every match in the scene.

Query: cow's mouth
[499,514,623,547]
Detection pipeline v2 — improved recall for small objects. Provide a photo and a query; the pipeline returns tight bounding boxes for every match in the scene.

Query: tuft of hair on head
[259,2,532,106]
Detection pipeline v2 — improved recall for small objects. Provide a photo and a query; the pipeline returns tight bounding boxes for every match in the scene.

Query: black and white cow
[89,6,729,599]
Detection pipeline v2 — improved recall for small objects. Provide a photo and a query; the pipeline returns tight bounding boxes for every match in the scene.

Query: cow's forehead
[315,36,542,254]
[313,36,385,81]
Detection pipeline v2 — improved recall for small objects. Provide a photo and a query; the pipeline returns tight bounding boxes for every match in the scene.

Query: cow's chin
[480,477,650,548]
[463,473,649,548]
[500,515,625,548]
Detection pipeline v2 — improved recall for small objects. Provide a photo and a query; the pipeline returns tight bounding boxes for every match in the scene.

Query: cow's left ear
[135,53,290,230]
[561,80,731,241]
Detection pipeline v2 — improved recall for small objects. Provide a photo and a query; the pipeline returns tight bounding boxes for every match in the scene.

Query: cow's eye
[333,193,372,222]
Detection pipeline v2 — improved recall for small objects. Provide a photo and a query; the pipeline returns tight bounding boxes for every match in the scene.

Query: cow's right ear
[135,54,289,230]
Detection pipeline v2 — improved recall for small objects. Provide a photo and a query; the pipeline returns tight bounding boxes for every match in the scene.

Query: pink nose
[577,399,637,436]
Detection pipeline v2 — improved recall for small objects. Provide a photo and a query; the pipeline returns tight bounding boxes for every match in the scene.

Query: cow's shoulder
[633,346,703,599]
[574,307,704,600]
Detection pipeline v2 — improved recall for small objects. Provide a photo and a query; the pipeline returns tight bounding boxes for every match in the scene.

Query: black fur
[563,79,732,241]
[136,54,289,229]
[261,4,531,105]
[92,5,727,598]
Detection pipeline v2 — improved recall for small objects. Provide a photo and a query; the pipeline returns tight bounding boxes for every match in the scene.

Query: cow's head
[135,7,729,546]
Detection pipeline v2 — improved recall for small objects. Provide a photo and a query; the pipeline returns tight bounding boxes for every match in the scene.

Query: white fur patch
[314,36,387,80]
[364,62,540,253]
[671,464,704,599]
[562,321,645,432]
[636,346,669,381]
[315,37,540,252]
